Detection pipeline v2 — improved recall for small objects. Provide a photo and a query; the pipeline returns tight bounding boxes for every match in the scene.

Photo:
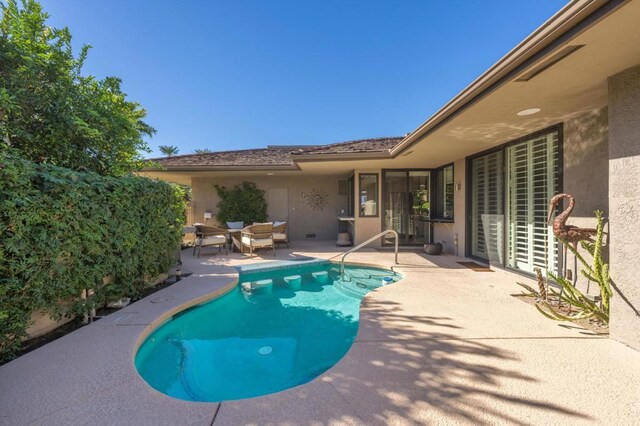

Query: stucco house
[143,0,640,350]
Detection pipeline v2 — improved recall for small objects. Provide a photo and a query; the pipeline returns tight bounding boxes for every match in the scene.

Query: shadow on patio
[319,298,592,425]
[218,296,592,425]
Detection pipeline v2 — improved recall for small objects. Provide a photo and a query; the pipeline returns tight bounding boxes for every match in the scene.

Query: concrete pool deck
[1,241,639,425]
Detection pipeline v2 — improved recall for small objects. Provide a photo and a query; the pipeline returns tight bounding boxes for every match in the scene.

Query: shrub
[214,182,268,225]
[0,149,185,362]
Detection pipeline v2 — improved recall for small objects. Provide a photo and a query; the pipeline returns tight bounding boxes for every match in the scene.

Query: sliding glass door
[506,132,560,273]
[470,151,505,264]
[469,129,560,274]
[383,170,431,245]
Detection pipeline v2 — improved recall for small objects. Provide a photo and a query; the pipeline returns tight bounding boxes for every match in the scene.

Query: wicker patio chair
[194,225,228,257]
[241,223,274,258]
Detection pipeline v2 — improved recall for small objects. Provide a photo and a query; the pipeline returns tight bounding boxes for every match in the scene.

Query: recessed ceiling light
[517,108,541,116]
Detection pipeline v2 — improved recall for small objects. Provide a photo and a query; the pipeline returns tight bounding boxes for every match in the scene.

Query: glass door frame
[464,124,564,276]
[381,168,433,246]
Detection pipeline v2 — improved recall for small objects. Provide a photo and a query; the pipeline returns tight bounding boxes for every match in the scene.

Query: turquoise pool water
[135,261,401,402]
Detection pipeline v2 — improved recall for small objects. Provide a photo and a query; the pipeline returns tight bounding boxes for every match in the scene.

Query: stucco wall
[191,175,349,241]
[608,64,640,350]
[562,107,609,295]
[353,169,383,246]
[433,158,466,256]
[563,108,610,218]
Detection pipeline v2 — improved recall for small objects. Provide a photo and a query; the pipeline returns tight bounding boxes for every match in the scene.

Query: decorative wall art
[303,188,329,211]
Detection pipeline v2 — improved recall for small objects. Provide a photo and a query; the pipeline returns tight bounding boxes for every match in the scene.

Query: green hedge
[0,149,185,362]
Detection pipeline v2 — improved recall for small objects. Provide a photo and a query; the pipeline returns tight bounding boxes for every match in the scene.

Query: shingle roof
[147,147,300,168]
[146,137,403,169]
[293,137,404,155]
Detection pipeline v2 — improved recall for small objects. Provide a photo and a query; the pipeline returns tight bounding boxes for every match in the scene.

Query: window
[432,164,454,220]
[505,131,559,274]
[347,175,354,217]
[470,152,504,263]
[359,173,378,217]
[468,127,560,275]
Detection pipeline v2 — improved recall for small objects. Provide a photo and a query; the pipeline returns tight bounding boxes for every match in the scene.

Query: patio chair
[273,220,290,248]
[241,223,274,258]
[194,225,228,257]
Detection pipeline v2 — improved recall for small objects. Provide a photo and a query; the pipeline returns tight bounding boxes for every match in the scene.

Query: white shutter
[506,132,559,273]
[471,151,504,263]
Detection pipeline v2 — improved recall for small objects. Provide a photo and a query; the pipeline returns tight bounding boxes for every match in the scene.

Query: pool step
[283,275,302,290]
[311,271,329,283]
[336,269,397,285]
[333,280,365,299]
[241,279,273,294]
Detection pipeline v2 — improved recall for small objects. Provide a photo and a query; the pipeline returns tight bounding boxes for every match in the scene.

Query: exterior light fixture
[266,172,274,176]
[517,108,541,116]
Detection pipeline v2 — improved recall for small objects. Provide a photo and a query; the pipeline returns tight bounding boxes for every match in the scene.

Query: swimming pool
[134,261,401,402]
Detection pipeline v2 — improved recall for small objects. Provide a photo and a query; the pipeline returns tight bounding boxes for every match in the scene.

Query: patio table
[228,228,242,252]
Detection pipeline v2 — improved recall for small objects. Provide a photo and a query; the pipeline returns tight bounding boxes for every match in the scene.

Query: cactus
[518,210,611,324]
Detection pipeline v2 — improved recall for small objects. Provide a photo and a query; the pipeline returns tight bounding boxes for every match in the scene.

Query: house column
[608,64,640,350]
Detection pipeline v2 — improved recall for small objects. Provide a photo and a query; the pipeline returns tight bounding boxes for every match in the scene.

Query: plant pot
[424,242,443,255]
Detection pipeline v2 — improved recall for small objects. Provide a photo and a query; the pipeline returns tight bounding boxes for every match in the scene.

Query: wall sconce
[456,182,462,191]
[204,211,213,220]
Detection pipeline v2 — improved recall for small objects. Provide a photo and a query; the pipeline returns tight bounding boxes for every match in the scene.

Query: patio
[1,241,639,425]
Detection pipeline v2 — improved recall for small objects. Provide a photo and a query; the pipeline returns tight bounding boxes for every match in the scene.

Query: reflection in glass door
[383,171,431,245]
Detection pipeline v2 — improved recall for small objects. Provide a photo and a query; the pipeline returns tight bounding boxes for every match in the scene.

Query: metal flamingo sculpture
[547,193,597,249]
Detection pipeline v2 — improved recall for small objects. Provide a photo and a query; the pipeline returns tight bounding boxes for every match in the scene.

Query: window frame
[358,173,379,217]
[431,163,455,221]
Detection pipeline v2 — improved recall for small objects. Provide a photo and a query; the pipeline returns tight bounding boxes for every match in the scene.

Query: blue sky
[40,0,567,157]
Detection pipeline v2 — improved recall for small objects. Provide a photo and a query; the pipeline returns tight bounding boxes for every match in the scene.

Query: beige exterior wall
[608,64,640,350]
[25,311,73,339]
[353,169,383,246]
[191,175,350,241]
[433,158,466,256]
[563,108,610,219]
[562,107,610,295]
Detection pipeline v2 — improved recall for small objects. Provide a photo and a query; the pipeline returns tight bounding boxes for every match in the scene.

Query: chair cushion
[199,235,226,246]
[226,221,244,229]
[242,236,273,247]
[273,233,287,241]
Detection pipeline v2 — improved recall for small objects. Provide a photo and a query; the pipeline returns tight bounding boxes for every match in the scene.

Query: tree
[0,0,154,175]
[194,148,212,154]
[215,182,267,225]
[159,145,179,157]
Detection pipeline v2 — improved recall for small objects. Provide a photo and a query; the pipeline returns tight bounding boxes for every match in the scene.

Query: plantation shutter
[506,132,559,273]
[470,151,504,263]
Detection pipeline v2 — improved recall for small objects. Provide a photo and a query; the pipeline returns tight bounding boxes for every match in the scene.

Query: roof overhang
[290,151,392,162]
[142,164,300,173]
[390,0,625,158]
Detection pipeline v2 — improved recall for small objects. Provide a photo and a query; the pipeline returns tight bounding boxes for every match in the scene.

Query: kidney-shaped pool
[134,261,401,402]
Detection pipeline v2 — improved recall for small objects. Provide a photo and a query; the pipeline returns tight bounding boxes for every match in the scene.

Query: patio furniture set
[192,221,289,258]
